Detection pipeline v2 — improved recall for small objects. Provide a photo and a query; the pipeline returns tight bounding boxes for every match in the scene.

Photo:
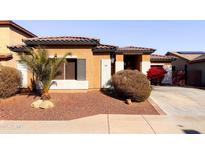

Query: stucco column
[140,55,151,75]
[115,54,124,73]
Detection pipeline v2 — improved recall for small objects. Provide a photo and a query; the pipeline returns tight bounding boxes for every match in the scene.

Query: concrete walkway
[150,86,205,116]
[1,114,205,134]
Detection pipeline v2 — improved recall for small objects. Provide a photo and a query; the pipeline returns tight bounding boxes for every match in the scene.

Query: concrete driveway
[150,86,205,116]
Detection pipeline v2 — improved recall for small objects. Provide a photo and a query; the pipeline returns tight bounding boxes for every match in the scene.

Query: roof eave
[150,59,173,62]
[166,52,190,61]
[116,50,155,55]
[7,46,30,52]
[0,53,13,61]
[190,59,205,64]
[0,20,36,37]
[92,49,116,52]
[23,41,99,46]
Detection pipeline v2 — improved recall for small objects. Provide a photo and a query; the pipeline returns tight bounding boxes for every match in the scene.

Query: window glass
[65,59,77,80]
[54,63,64,79]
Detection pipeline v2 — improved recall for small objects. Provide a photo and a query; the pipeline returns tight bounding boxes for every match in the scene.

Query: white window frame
[49,56,88,89]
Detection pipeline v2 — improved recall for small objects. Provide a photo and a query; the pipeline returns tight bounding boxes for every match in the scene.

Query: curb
[148,97,166,115]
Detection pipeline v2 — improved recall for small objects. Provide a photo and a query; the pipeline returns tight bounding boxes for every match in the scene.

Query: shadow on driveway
[182,129,201,134]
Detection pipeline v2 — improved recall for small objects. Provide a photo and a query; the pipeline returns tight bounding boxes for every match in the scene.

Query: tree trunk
[41,92,51,100]
[36,80,43,95]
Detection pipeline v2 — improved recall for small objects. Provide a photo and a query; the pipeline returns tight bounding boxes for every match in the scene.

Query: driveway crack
[107,114,110,134]
[142,115,156,134]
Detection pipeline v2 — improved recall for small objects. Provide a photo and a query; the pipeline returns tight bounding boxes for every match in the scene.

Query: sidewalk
[0,114,205,134]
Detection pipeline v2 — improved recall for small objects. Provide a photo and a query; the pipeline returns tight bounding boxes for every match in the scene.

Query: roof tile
[92,44,117,52]
[23,36,100,45]
[166,51,204,61]
[117,46,156,54]
[0,53,13,60]
[151,54,175,62]
[190,54,205,63]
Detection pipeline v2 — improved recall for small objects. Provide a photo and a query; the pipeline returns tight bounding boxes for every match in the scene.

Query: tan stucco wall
[34,46,111,89]
[45,46,94,88]
[0,26,28,68]
[9,27,29,45]
[0,25,32,88]
[116,54,123,61]
[142,55,150,61]
[0,26,10,66]
[7,27,28,68]
[0,26,10,54]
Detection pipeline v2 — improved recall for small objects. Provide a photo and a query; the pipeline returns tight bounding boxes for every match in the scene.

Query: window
[65,59,77,80]
[53,58,86,80]
[55,63,64,79]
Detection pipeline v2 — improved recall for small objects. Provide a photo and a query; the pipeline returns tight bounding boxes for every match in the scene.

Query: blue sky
[15,20,205,54]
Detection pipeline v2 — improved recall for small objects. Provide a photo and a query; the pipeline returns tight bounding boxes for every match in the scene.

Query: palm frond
[20,46,68,97]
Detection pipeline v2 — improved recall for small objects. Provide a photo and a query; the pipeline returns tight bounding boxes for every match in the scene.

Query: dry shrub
[112,70,151,102]
[0,65,21,98]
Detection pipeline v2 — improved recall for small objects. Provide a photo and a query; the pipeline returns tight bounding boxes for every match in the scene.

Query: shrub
[0,65,22,98]
[147,67,167,85]
[172,70,185,86]
[112,70,151,102]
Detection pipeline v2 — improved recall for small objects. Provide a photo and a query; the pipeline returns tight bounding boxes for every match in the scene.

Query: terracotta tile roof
[9,43,118,53]
[0,53,13,61]
[166,51,205,61]
[0,20,36,37]
[92,44,118,52]
[151,54,175,62]
[8,44,28,52]
[117,46,156,54]
[190,54,205,63]
[23,36,100,45]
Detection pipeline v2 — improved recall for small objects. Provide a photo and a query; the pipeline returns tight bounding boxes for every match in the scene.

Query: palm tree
[20,46,68,100]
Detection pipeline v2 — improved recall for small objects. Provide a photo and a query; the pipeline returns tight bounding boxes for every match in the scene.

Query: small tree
[147,67,167,85]
[20,46,68,100]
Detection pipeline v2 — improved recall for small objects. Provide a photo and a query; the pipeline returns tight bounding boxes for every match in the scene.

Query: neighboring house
[0,20,36,67]
[189,54,205,86]
[1,21,156,91]
[150,54,174,85]
[166,51,205,86]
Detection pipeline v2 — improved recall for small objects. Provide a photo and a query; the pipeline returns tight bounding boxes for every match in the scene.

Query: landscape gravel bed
[0,91,158,120]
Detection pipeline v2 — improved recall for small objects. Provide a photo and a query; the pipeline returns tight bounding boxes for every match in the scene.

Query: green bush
[0,65,22,98]
[112,70,151,102]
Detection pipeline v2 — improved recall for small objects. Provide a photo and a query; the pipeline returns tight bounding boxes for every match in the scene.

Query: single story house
[1,21,156,92]
[166,51,205,86]
[150,54,174,85]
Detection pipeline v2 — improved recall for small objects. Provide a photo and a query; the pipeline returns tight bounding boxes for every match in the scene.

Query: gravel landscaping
[0,91,159,120]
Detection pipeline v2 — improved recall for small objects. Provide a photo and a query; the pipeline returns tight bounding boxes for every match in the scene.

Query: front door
[124,55,141,71]
[17,61,28,88]
[101,59,111,88]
